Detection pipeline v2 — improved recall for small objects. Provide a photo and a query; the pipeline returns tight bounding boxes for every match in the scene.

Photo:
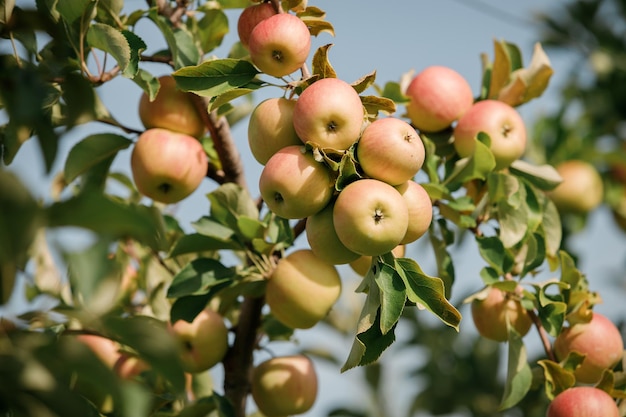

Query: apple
[333,179,409,256]
[248,97,302,165]
[131,128,208,204]
[265,249,342,329]
[356,117,425,186]
[349,244,406,277]
[554,312,624,383]
[404,66,474,132]
[611,188,626,233]
[453,99,527,170]
[395,180,433,244]
[169,307,230,373]
[138,75,206,139]
[248,13,311,78]
[548,160,604,214]
[547,386,619,417]
[113,352,150,380]
[306,202,361,265]
[237,2,276,49]
[470,286,532,342]
[75,334,121,369]
[293,77,365,150]
[259,145,333,219]
[251,355,318,416]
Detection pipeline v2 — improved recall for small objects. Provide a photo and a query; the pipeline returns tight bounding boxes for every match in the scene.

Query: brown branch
[529,309,556,361]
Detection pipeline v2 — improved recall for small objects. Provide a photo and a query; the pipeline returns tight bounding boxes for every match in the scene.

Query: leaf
[488,39,514,100]
[360,95,396,119]
[121,30,147,78]
[541,198,562,260]
[207,183,260,232]
[509,159,562,191]
[379,80,409,104]
[173,59,260,98]
[297,7,335,36]
[499,326,532,410]
[169,233,242,257]
[372,260,406,335]
[47,192,168,251]
[394,258,461,330]
[444,138,496,189]
[311,44,337,78]
[86,23,132,76]
[167,258,236,298]
[208,85,260,112]
[351,70,376,94]
[196,8,229,54]
[537,359,576,400]
[149,9,200,69]
[476,236,514,275]
[64,133,132,183]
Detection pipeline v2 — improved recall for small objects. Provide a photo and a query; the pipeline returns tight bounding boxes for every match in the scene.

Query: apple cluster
[131,75,209,204]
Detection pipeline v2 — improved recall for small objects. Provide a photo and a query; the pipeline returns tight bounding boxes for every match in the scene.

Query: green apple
[170,308,229,373]
[248,13,311,77]
[237,2,276,49]
[395,180,433,244]
[470,286,532,342]
[138,75,206,139]
[259,145,333,219]
[349,244,405,277]
[251,355,318,416]
[306,202,361,265]
[131,128,208,204]
[356,117,425,186]
[554,312,624,383]
[405,65,474,132]
[547,386,619,417]
[248,97,302,165]
[293,77,365,150]
[453,99,527,170]
[265,249,341,329]
[548,159,604,214]
[333,179,409,256]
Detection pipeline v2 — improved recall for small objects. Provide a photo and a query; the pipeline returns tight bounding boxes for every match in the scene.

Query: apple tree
[0,1,624,416]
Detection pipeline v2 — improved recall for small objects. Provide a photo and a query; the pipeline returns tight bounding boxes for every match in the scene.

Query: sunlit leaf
[311,44,336,78]
[372,260,406,335]
[509,159,562,191]
[64,133,132,183]
[86,23,132,76]
[167,258,236,298]
[173,59,260,98]
[499,327,532,410]
[537,359,576,400]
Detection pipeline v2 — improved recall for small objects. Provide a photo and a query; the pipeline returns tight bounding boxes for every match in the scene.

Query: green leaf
[169,233,242,257]
[170,294,213,323]
[380,80,409,104]
[149,9,200,68]
[167,258,236,298]
[311,44,337,78]
[537,359,576,400]
[509,159,562,191]
[47,192,168,251]
[360,95,396,119]
[66,238,118,307]
[476,236,514,275]
[207,183,260,232]
[342,307,396,372]
[121,30,147,78]
[86,23,131,76]
[64,133,132,183]
[132,69,160,101]
[372,260,406,335]
[499,326,532,410]
[352,70,377,94]
[56,0,93,23]
[208,85,260,112]
[444,138,496,189]
[196,8,229,53]
[541,197,562,260]
[394,258,461,330]
[173,59,260,98]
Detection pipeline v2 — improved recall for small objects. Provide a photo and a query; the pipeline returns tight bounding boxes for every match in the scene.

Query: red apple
[333,179,409,256]
[349,244,406,277]
[248,97,302,165]
[75,334,121,369]
[131,128,208,204]
[248,13,311,78]
[306,202,361,265]
[547,386,619,417]
[251,355,318,416]
[395,180,433,244]
[266,249,342,329]
[548,160,604,214]
[113,353,150,380]
[554,312,624,384]
[356,117,425,186]
[138,75,206,139]
[453,99,527,170]
[170,308,230,373]
[470,286,532,342]
[405,66,474,133]
[259,145,333,219]
[293,77,365,150]
[237,2,276,49]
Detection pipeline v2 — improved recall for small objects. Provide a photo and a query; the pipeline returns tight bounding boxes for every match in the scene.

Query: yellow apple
[395,180,433,244]
[548,159,604,214]
[470,286,532,342]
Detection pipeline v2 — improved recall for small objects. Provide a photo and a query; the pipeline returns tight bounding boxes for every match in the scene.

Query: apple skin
[306,202,361,265]
[554,312,624,384]
[248,13,311,78]
[333,179,409,257]
[356,117,425,186]
[251,355,318,416]
[349,244,405,277]
[470,286,532,342]
[169,308,230,373]
[395,180,433,244]
[293,77,365,150]
[138,75,205,139]
[131,128,208,204]
[259,145,333,219]
[405,66,474,133]
[548,160,604,214]
[113,353,150,380]
[75,334,121,369]
[248,97,302,165]
[237,2,276,49]
[547,386,619,417]
[453,99,527,170]
[266,249,342,329]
